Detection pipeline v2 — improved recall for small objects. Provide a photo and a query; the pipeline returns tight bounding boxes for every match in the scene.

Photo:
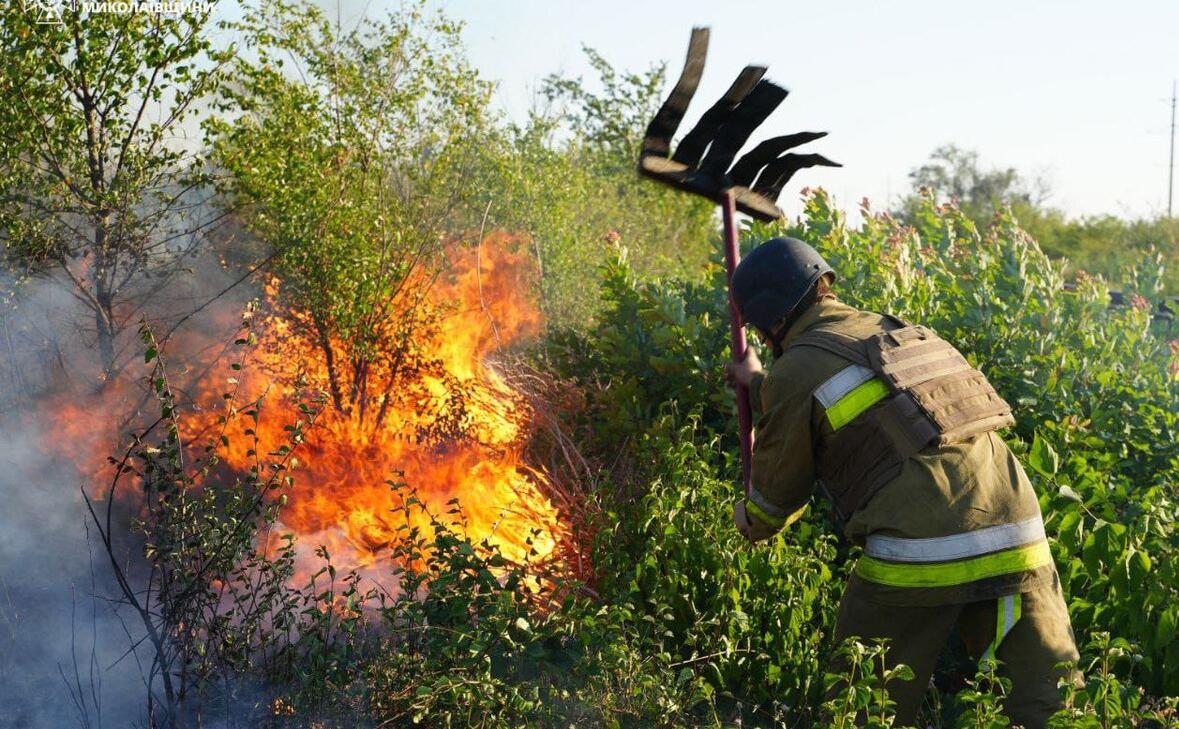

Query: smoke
[0,415,147,728]
[0,205,580,726]
[0,223,262,728]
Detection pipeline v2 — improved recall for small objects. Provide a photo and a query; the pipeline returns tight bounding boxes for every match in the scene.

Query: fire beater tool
[637,27,840,495]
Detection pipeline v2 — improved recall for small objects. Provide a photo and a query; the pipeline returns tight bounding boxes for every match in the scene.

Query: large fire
[41,232,574,583]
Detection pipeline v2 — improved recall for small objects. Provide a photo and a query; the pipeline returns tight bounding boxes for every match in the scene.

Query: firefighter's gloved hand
[725,348,763,388]
[733,501,777,543]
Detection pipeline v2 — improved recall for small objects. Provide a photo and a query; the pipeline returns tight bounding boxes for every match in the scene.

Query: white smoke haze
[0,414,146,728]
[0,217,267,728]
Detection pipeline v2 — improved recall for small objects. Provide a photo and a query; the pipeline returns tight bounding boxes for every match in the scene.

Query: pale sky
[436,0,1179,221]
[235,1,1179,221]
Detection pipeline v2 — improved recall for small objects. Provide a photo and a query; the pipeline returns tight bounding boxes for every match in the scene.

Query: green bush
[777,191,1178,696]
[547,244,734,456]
[590,420,843,725]
[554,189,1178,724]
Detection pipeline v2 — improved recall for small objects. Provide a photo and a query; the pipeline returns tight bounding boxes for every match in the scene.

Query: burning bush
[65,233,590,725]
[54,233,580,583]
[183,233,572,581]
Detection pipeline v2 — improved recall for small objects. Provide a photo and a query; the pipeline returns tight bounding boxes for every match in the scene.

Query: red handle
[721,192,754,496]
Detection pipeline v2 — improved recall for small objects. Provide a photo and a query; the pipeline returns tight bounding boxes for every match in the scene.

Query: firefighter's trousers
[831,574,1081,728]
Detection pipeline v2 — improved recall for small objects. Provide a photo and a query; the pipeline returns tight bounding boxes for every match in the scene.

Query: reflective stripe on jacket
[743,298,1053,606]
[857,517,1052,588]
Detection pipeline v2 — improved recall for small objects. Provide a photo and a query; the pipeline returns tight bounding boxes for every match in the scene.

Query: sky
[433,0,1179,219]
[248,0,1179,221]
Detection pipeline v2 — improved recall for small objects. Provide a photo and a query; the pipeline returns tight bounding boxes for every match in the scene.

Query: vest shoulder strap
[787,312,910,367]
[788,329,870,367]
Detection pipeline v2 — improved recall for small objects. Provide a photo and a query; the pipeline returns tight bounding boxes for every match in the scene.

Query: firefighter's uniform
[743,296,1080,728]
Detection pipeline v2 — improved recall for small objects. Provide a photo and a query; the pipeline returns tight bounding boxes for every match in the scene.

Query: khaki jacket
[746,298,1053,605]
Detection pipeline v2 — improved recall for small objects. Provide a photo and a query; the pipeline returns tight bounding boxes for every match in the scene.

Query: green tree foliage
[898,145,1179,293]
[541,47,667,158]
[546,243,734,455]
[0,3,225,377]
[554,190,1178,724]
[1023,211,1179,293]
[900,144,1048,221]
[206,0,491,423]
[458,47,716,327]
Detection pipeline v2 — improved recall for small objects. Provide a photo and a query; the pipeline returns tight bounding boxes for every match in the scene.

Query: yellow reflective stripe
[855,540,1052,588]
[744,499,785,528]
[825,378,890,430]
[744,499,808,530]
[982,594,1022,665]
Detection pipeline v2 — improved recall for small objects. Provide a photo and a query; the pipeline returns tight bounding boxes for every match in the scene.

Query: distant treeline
[896,145,1178,294]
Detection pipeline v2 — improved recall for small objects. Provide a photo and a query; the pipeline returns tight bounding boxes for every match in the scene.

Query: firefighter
[726,237,1080,727]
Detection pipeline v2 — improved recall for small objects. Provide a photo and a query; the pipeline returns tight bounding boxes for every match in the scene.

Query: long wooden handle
[721,191,753,496]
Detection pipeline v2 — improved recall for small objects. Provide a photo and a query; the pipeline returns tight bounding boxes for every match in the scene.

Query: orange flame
[39,232,575,583]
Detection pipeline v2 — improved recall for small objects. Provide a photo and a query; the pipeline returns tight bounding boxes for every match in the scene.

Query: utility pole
[1169,81,1176,217]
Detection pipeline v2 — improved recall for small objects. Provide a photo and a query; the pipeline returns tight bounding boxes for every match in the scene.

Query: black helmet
[731,237,834,336]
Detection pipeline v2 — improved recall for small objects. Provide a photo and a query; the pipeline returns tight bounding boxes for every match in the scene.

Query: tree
[540,46,667,162]
[456,46,715,326]
[1022,212,1178,294]
[895,146,1177,293]
[207,0,492,426]
[898,144,1048,223]
[0,3,226,382]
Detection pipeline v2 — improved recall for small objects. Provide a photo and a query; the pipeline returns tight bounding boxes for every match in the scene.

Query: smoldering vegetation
[0,233,263,727]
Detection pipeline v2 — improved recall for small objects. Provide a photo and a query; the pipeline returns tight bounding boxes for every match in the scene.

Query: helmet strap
[766,282,822,357]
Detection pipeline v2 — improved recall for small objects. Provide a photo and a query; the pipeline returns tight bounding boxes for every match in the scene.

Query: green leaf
[1157,608,1177,649]
[1028,434,1059,477]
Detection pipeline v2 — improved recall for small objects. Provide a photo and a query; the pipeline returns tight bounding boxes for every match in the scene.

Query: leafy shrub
[822,638,914,728]
[560,189,1178,722]
[590,419,843,724]
[1048,632,1179,728]
[358,485,738,729]
[949,661,1012,729]
[548,244,734,457]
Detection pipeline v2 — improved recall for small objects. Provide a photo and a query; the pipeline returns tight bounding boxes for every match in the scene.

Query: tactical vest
[791,319,1015,520]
